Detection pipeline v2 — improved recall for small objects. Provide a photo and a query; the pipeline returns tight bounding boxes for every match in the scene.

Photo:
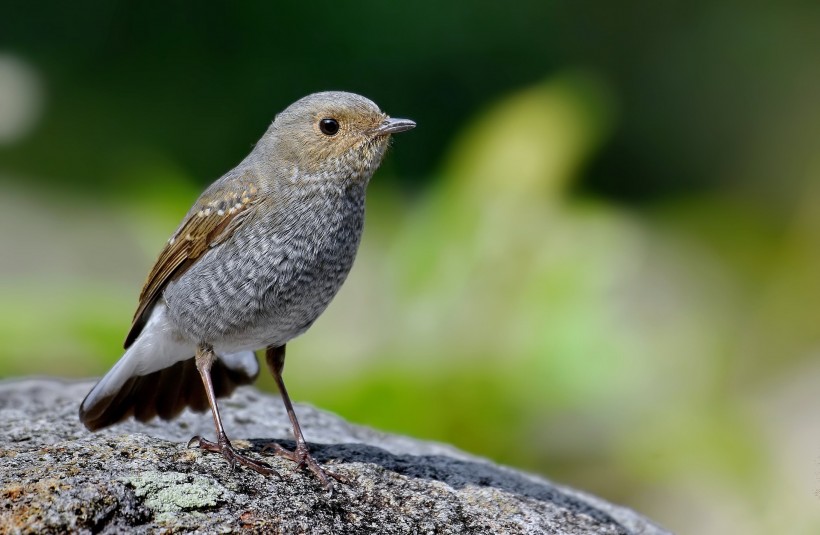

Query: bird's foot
[187,434,277,477]
[262,441,349,491]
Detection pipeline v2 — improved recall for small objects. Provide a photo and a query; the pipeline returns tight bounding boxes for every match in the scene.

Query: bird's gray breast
[163,188,365,350]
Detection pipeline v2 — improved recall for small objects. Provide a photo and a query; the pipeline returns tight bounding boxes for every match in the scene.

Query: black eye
[319,118,340,136]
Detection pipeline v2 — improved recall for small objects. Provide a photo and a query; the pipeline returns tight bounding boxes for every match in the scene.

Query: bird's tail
[79,307,259,431]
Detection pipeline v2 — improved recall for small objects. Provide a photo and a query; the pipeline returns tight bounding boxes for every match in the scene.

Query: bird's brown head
[259,91,415,187]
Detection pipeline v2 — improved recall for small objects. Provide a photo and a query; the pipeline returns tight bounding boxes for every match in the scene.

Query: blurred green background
[1,2,819,533]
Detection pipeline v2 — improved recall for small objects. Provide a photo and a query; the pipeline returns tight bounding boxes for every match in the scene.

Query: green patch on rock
[124,470,227,513]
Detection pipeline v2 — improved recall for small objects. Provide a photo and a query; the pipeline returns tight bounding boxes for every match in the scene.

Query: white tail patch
[82,305,194,410]
[81,304,260,416]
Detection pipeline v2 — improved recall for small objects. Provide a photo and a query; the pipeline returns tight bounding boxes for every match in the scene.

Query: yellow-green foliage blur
[1,3,819,534]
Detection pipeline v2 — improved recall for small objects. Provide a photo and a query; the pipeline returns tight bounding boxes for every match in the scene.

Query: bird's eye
[319,118,340,136]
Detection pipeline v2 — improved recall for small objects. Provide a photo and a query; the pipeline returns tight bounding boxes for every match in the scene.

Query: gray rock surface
[0,378,670,534]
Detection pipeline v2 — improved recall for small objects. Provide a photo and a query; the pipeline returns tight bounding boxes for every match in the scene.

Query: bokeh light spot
[0,53,44,145]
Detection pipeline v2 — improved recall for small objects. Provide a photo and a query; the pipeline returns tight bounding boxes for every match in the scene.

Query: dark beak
[376,117,416,135]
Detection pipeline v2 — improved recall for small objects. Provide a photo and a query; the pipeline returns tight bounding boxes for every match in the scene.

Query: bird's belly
[162,215,361,351]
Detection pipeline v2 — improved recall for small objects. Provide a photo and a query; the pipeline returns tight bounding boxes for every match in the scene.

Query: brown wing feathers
[124,183,259,348]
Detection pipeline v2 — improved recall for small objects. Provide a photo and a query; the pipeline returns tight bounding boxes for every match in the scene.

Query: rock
[0,378,669,534]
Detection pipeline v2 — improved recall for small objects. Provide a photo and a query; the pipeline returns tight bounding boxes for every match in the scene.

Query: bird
[79,91,415,490]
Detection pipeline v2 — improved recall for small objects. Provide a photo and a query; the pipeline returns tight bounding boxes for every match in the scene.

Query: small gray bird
[79,91,415,489]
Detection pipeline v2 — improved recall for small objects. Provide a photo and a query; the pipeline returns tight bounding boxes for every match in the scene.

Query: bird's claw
[188,434,278,477]
[262,441,349,491]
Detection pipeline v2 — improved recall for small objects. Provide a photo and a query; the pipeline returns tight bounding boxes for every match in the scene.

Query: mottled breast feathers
[124,179,261,348]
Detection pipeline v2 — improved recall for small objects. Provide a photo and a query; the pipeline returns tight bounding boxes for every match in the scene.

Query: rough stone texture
[0,378,670,534]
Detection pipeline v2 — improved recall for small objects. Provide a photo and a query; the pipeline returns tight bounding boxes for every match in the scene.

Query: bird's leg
[187,344,276,476]
[262,345,348,490]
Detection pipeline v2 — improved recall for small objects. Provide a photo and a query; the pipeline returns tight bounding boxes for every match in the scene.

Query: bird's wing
[124,179,261,348]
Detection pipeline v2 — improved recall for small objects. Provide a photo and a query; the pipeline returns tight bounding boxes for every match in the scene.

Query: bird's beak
[375,117,416,135]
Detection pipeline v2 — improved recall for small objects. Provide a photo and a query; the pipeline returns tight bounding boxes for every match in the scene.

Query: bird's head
[260,91,415,189]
